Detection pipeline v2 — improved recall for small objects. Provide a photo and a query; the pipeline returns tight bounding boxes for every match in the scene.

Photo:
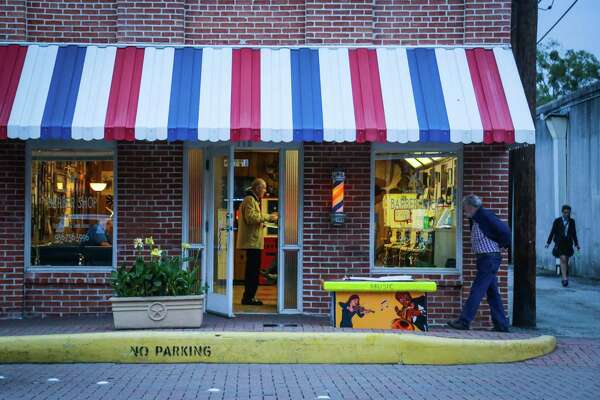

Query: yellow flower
[181,242,192,250]
[151,248,162,258]
[145,237,155,247]
[133,238,143,250]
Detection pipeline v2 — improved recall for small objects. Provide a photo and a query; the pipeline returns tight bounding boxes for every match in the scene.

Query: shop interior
[374,154,457,268]
[30,156,114,267]
[233,150,279,313]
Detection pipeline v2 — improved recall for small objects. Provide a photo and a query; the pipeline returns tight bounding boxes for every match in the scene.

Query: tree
[537,40,600,105]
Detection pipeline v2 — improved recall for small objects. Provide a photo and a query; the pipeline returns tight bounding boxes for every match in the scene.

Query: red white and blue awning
[0,44,535,144]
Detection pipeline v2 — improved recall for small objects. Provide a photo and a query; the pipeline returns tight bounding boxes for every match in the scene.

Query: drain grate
[262,323,299,328]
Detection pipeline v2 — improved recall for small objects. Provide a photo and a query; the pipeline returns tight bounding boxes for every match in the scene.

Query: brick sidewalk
[0,314,539,340]
[1,315,599,399]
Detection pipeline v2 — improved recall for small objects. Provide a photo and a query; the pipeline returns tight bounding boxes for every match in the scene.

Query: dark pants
[243,249,261,301]
[459,253,509,329]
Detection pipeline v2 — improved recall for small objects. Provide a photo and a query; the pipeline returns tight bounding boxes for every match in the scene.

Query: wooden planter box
[110,295,204,329]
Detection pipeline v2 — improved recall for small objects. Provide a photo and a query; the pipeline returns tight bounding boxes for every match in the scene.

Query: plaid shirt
[471,221,500,254]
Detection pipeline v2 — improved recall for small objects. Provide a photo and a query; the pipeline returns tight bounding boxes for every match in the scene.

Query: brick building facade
[0,1,518,327]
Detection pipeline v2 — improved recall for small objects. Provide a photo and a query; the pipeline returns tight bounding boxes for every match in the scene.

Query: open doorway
[233,150,279,313]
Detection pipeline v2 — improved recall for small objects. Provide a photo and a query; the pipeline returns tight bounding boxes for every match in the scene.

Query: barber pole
[331,169,346,226]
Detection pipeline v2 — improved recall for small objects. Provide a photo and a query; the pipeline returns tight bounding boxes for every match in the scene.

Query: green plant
[110,238,204,297]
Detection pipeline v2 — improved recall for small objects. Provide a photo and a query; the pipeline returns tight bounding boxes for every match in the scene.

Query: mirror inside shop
[30,152,114,267]
[374,154,457,268]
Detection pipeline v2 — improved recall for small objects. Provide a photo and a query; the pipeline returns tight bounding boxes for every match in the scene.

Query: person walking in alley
[447,194,511,332]
[545,205,580,287]
[237,178,278,306]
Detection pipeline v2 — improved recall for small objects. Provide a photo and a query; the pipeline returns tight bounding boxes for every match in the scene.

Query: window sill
[26,266,115,273]
[370,267,461,275]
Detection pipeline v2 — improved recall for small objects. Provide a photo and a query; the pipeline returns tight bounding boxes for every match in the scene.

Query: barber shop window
[30,149,115,268]
[373,152,458,269]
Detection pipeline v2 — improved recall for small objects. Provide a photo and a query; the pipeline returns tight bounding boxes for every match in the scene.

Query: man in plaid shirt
[448,194,511,332]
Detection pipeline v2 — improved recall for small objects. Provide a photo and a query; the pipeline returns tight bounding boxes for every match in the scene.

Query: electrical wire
[537,0,579,44]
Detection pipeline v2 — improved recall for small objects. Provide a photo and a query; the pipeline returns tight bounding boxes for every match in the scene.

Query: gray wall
[536,84,600,278]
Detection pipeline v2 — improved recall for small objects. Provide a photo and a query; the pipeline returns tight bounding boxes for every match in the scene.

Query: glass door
[205,145,234,317]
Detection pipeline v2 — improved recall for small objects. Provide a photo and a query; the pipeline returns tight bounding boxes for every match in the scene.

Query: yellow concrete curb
[0,332,556,365]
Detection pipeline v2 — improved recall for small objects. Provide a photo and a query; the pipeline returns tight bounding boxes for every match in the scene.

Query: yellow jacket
[236,193,269,249]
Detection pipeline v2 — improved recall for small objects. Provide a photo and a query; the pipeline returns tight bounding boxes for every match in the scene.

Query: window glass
[30,150,114,267]
[374,152,457,268]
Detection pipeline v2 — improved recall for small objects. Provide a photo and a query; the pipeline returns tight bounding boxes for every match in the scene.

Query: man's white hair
[462,194,482,208]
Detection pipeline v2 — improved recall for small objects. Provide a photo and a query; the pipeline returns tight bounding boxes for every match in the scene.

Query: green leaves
[110,252,203,297]
[537,40,600,106]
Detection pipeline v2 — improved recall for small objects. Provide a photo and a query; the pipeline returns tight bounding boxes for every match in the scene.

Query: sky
[537,0,600,57]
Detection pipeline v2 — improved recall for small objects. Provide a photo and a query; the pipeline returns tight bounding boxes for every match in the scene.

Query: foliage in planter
[110,237,204,297]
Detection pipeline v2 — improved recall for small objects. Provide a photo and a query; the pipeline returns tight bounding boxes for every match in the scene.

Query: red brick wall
[305,0,374,45]
[302,143,509,327]
[26,0,117,43]
[0,141,25,319]
[464,0,511,44]
[116,142,184,266]
[0,0,26,41]
[185,0,306,45]
[0,0,511,45]
[117,0,184,44]
[0,1,513,319]
[373,0,465,45]
[24,272,112,316]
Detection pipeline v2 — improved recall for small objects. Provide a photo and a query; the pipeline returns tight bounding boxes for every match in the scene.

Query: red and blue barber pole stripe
[331,169,345,226]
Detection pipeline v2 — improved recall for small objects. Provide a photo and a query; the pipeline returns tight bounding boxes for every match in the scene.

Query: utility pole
[510,0,537,327]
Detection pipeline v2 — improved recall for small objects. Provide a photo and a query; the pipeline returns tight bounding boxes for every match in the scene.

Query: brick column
[0,141,25,318]
[462,144,510,327]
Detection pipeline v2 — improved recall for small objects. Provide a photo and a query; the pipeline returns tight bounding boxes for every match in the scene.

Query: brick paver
[0,356,599,400]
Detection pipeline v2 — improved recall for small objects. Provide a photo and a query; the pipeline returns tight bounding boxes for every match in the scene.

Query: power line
[537,0,579,44]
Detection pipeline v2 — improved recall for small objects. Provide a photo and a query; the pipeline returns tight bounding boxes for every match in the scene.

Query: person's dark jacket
[546,217,579,248]
[470,207,511,249]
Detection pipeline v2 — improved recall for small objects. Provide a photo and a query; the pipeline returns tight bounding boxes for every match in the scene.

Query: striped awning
[0,44,535,144]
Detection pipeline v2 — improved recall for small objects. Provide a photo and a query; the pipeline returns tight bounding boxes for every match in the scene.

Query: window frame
[370,142,463,276]
[25,140,118,272]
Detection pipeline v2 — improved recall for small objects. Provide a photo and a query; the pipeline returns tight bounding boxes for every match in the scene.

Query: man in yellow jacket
[237,178,278,306]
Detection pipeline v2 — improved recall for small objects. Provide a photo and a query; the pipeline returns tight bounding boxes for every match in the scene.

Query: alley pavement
[0,273,598,399]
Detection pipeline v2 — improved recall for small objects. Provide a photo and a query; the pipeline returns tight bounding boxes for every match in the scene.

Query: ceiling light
[90,182,107,192]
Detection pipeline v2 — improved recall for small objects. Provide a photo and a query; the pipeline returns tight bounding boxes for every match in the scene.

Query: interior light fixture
[405,158,422,169]
[90,182,107,192]
[416,157,433,165]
